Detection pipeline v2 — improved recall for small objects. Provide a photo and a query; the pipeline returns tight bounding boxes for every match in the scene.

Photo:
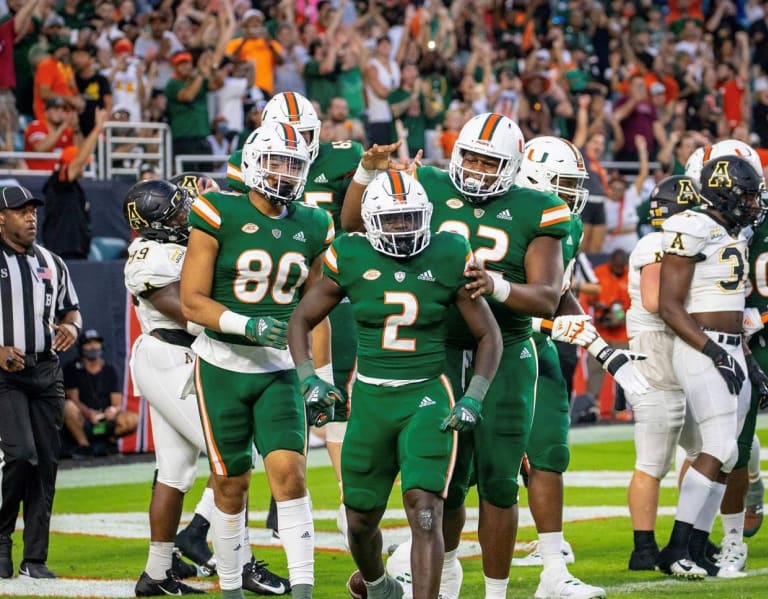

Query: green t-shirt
[187,190,334,343]
[165,77,211,139]
[337,66,365,120]
[415,166,571,346]
[303,59,337,114]
[387,88,427,157]
[323,231,472,379]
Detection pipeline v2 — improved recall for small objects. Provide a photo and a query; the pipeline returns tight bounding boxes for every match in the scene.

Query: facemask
[82,349,103,360]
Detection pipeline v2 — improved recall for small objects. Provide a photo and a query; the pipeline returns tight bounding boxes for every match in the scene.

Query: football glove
[747,354,768,409]
[550,315,598,347]
[440,396,483,433]
[702,339,745,396]
[743,307,765,338]
[596,347,650,395]
[302,374,345,427]
[244,316,288,349]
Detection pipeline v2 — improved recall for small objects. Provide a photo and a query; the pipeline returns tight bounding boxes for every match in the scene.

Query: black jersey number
[718,246,745,292]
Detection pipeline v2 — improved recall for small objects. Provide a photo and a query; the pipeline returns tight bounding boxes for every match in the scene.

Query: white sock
[676,467,714,524]
[212,506,246,591]
[277,496,314,586]
[195,487,215,522]
[240,512,252,569]
[483,575,508,599]
[721,511,745,542]
[748,435,761,481]
[693,480,726,532]
[538,531,566,574]
[443,547,458,568]
[145,541,173,580]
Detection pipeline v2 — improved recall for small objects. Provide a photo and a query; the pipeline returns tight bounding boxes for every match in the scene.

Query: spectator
[42,108,107,261]
[72,44,112,136]
[236,101,265,149]
[92,0,123,52]
[613,74,666,162]
[225,9,284,98]
[32,39,83,122]
[0,184,83,580]
[134,10,182,95]
[303,37,340,117]
[603,136,649,254]
[320,96,365,144]
[206,115,235,173]
[574,114,610,253]
[656,130,704,175]
[387,61,435,157]
[7,0,43,120]
[364,35,399,146]
[336,27,368,122]
[104,38,147,124]
[272,20,309,96]
[137,161,161,181]
[63,329,138,458]
[0,0,37,127]
[753,76,768,148]
[23,98,78,172]
[586,248,631,418]
[165,50,223,173]
[438,107,464,159]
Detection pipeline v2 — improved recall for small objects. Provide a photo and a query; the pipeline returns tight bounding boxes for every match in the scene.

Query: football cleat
[628,546,658,571]
[744,477,764,538]
[18,560,56,579]
[655,547,707,580]
[512,539,575,566]
[242,557,290,596]
[135,569,205,596]
[385,541,413,599]
[534,570,606,599]
[438,553,463,599]
[175,525,216,576]
[171,549,199,580]
[716,539,748,574]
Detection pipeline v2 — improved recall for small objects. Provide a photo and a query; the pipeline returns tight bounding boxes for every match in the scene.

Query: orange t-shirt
[440,130,459,159]
[720,77,746,129]
[591,262,630,343]
[33,57,78,122]
[225,37,283,96]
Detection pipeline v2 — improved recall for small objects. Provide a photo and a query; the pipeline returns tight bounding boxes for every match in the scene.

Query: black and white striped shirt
[0,240,80,354]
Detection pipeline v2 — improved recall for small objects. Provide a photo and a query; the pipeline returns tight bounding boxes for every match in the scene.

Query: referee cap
[0,186,43,210]
[80,329,104,345]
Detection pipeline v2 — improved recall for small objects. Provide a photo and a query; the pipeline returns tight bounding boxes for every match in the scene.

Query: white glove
[550,315,598,347]
[743,307,764,338]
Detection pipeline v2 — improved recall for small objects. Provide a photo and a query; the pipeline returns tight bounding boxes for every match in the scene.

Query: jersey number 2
[382,292,418,351]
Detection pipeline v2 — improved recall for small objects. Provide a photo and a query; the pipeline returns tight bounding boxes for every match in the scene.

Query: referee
[0,185,82,580]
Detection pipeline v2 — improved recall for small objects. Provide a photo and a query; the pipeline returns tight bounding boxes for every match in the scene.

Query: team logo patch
[708,160,733,188]
[125,201,149,231]
[170,248,184,263]
[363,269,381,280]
[446,199,463,209]
[272,229,282,239]
[474,208,485,218]
[241,223,259,234]
[395,271,406,282]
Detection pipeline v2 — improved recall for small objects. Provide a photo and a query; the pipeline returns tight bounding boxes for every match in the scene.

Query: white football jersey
[626,231,665,337]
[662,210,749,313]
[124,237,187,334]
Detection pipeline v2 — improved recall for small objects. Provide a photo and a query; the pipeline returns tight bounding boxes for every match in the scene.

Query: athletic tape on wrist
[489,273,511,303]
[296,359,316,382]
[315,363,334,384]
[218,310,249,336]
[465,375,490,402]
[352,164,376,186]
[587,337,612,363]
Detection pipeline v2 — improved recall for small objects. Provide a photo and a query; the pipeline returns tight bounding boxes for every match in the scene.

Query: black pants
[0,358,64,562]
[172,137,213,173]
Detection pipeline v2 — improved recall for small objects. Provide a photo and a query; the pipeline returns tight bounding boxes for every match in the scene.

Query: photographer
[225,9,284,98]
[165,49,224,172]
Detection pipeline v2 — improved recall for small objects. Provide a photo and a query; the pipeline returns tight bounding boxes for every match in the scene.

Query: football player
[623,175,700,571]
[288,170,502,599]
[342,114,570,599]
[124,179,207,596]
[180,122,334,599]
[657,155,765,578]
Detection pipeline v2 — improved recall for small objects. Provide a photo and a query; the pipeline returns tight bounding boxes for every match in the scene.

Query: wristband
[186,321,204,336]
[296,359,316,381]
[531,317,554,336]
[352,164,376,186]
[315,362,334,384]
[489,272,511,303]
[701,338,723,361]
[68,321,82,334]
[465,375,490,402]
[586,336,612,363]
[218,310,249,336]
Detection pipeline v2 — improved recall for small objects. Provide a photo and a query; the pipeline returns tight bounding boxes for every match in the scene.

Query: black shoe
[171,550,199,580]
[692,554,720,577]
[135,570,205,596]
[242,557,291,596]
[629,546,659,571]
[705,539,721,561]
[71,445,93,460]
[175,526,216,575]
[656,546,707,579]
[19,560,56,579]
[0,535,11,579]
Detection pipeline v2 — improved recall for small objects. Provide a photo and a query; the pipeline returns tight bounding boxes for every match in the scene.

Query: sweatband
[586,337,611,363]
[296,359,316,381]
[465,375,490,402]
[315,363,334,384]
[352,164,376,186]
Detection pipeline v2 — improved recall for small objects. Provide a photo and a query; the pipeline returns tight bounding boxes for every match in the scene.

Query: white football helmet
[362,170,433,258]
[241,122,311,205]
[685,140,764,185]
[449,112,524,203]
[516,136,589,214]
[261,91,321,161]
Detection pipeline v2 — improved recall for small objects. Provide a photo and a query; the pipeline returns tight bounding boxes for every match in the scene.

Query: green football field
[2,419,768,599]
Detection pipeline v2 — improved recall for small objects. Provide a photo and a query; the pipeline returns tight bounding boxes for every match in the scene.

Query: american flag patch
[36,266,52,281]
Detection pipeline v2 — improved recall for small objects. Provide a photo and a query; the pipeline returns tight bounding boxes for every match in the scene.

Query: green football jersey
[323,231,472,380]
[747,222,768,317]
[415,166,571,346]
[226,141,363,231]
[189,190,334,345]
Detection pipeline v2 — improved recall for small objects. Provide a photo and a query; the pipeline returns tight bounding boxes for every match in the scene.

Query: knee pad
[478,476,519,508]
[698,415,738,473]
[324,421,347,443]
[632,390,685,479]
[156,456,198,493]
[529,444,570,474]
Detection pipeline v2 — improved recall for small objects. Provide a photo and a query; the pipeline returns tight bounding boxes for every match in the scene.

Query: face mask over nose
[82,348,103,360]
